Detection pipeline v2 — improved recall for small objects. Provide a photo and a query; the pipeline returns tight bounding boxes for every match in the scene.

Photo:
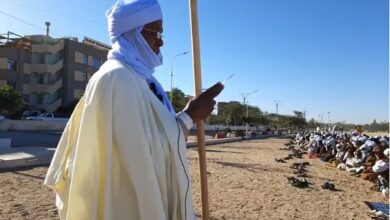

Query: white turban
[359,140,377,152]
[107,0,162,43]
[384,148,390,157]
[372,160,389,173]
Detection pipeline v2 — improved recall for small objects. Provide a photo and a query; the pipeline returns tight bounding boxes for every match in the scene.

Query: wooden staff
[189,0,209,219]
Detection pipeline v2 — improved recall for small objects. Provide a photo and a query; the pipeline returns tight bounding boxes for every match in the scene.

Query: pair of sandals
[291,162,310,169]
[321,181,336,191]
[275,158,286,163]
[287,176,310,188]
[297,173,308,178]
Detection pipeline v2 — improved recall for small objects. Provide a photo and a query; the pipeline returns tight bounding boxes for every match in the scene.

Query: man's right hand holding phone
[183,82,224,123]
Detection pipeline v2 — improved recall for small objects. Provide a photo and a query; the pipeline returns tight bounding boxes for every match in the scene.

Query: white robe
[45,59,194,220]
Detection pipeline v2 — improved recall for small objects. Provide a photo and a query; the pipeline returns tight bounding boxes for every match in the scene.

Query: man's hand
[183,82,224,123]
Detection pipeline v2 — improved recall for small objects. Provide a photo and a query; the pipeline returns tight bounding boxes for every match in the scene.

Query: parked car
[26,113,69,121]
[21,110,43,120]
[226,132,236,138]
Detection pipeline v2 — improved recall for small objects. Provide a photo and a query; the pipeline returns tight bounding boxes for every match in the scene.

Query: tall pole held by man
[189,0,209,219]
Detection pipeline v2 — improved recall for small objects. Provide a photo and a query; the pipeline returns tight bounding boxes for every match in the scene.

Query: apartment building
[0,32,110,113]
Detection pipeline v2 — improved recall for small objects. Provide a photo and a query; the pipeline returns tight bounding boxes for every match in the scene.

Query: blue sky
[0,0,388,124]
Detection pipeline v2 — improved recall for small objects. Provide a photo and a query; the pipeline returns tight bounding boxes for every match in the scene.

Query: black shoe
[321,182,330,189]
[328,183,336,191]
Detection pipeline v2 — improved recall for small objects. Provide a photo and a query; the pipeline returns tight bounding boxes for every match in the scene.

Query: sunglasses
[143,28,163,40]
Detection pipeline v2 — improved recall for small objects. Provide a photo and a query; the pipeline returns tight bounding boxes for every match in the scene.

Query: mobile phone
[221,74,234,86]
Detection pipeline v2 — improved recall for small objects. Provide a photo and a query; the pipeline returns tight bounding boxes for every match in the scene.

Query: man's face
[141,20,163,54]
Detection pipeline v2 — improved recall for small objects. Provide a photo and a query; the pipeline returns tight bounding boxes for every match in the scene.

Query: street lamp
[274,100,281,120]
[240,90,258,134]
[170,51,190,103]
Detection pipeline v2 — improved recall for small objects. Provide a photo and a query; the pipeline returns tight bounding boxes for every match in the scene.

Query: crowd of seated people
[295,129,389,198]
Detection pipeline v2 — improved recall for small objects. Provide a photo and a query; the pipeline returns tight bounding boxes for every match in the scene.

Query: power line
[0,10,45,32]
[0,0,105,26]
[0,9,61,37]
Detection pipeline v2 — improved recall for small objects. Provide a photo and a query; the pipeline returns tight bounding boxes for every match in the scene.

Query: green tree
[0,85,24,115]
[218,101,245,125]
[293,111,304,119]
[165,87,187,113]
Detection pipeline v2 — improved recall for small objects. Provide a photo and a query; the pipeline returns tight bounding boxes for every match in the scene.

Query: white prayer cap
[384,148,390,157]
[359,140,377,152]
[107,0,162,43]
[358,136,367,142]
[372,160,389,173]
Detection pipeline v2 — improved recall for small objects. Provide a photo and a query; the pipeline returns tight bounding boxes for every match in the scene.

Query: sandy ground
[188,138,387,220]
[0,137,387,220]
[0,167,58,220]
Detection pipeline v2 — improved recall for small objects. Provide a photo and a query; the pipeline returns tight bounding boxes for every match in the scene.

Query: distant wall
[0,120,67,131]
[194,125,266,131]
[0,120,267,133]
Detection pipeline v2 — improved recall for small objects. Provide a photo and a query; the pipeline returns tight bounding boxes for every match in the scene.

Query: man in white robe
[44,0,224,219]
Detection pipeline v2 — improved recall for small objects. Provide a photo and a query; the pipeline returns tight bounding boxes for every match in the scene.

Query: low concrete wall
[0,131,62,148]
[0,119,67,131]
[187,137,243,148]
[0,138,11,149]
[186,134,278,148]
[194,124,261,131]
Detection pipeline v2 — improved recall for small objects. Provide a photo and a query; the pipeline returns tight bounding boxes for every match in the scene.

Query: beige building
[0,32,110,113]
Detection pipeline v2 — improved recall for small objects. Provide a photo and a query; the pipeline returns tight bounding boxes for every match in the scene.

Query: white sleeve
[177,111,193,130]
[176,111,193,137]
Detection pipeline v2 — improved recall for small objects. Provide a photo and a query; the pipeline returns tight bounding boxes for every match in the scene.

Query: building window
[31,53,39,64]
[30,72,39,84]
[38,74,45,84]
[30,93,38,105]
[59,49,64,60]
[38,94,44,105]
[7,60,16,71]
[92,57,101,69]
[82,71,88,82]
[43,73,50,84]
[83,54,88,65]
[39,53,46,64]
[53,69,61,82]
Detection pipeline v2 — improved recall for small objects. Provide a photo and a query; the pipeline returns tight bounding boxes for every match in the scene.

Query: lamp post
[240,90,258,134]
[274,100,281,120]
[170,51,190,103]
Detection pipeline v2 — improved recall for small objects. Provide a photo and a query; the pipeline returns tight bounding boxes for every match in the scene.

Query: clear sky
[0,0,388,124]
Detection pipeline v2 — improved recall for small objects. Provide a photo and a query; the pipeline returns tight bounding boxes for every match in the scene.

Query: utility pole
[240,90,258,134]
[274,100,281,120]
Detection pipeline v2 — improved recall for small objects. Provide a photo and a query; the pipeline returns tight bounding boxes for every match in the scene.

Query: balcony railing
[31,98,62,113]
[31,60,63,73]
[31,40,64,54]
[23,78,63,94]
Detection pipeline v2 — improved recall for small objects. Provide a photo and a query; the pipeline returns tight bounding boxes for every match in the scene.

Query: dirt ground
[0,138,387,220]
